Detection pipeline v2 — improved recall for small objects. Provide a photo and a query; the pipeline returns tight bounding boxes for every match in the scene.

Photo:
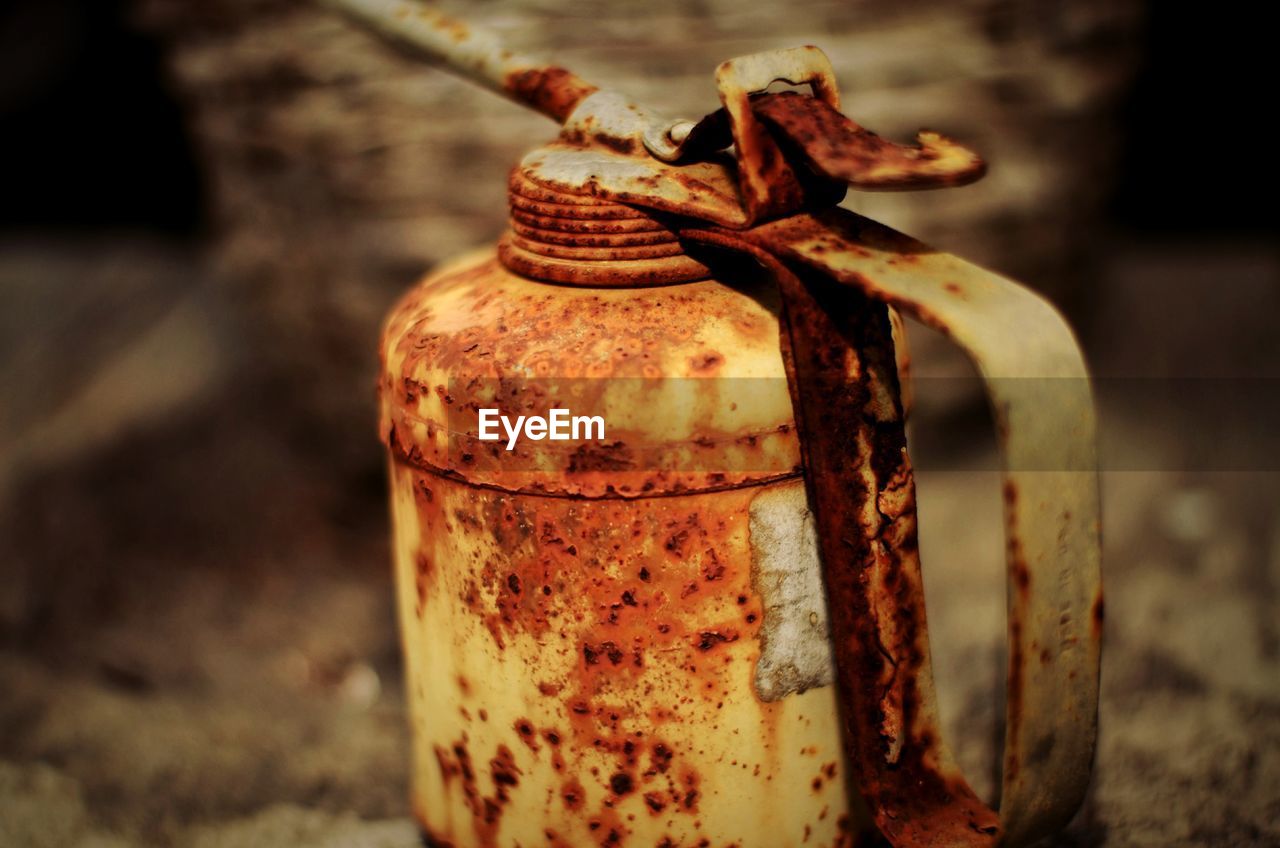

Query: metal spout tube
[319,0,598,122]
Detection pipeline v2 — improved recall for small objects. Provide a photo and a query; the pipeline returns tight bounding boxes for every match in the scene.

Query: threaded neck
[498,169,709,287]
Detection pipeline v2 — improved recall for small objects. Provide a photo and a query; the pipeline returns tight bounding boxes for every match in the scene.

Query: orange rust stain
[490,744,521,794]
[425,14,469,43]
[411,476,764,836]
[689,240,1004,844]
[1007,611,1025,781]
[1004,480,1030,599]
[414,553,433,616]
[689,350,725,374]
[586,803,629,846]
[513,718,539,752]
[503,65,598,122]
[1004,471,1030,768]
[431,737,515,845]
[379,246,806,498]
[560,777,586,811]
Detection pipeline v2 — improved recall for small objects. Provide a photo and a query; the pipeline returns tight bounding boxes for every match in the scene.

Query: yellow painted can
[380,245,868,848]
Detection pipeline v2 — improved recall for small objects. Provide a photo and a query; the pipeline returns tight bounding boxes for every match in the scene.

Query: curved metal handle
[881,249,1102,847]
[683,211,1101,846]
[759,210,1101,846]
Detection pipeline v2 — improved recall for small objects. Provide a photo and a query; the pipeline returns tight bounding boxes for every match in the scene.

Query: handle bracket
[680,211,1102,848]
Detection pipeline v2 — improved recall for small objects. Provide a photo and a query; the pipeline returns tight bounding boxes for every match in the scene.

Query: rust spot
[434,745,459,783]
[567,441,636,473]
[650,742,673,774]
[490,744,521,790]
[427,14,468,43]
[561,778,585,810]
[1005,481,1031,598]
[583,641,624,666]
[689,351,725,374]
[695,630,738,651]
[665,527,690,555]
[1091,591,1105,641]
[414,553,433,614]
[1007,614,1025,780]
[514,719,538,751]
[595,133,640,155]
[752,91,986,189]
[503,65,598,122]
[432,737,516,842]
[609,772,634,795]
[1012,560,1031,593]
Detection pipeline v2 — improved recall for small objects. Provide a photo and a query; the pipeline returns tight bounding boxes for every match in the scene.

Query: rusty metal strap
[681,210,1102,848]
[752,92,987,190]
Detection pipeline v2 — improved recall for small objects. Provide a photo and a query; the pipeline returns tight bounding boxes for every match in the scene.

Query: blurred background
[1,0,1276,845]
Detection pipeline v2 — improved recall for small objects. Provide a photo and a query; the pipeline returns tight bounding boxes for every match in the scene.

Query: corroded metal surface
[753,93,987,190]
[383,250,868,846]
[712,46,844,223]
[519,141,753,228]
[347,4,1101,845]
[501,168,709,286]
[676,217,1101,844]
[391,467,867,847]
[737,210,1103,846]
[518,87,983,230]
[379,249,801,499]
[679,228,1002,844]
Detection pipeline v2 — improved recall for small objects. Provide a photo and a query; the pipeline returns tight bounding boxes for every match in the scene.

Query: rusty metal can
[358,5,1102,844]
[379,211,875,845]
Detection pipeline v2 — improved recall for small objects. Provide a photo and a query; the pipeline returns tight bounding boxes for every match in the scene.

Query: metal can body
[380,250,864,847]
[389,470,858,847]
